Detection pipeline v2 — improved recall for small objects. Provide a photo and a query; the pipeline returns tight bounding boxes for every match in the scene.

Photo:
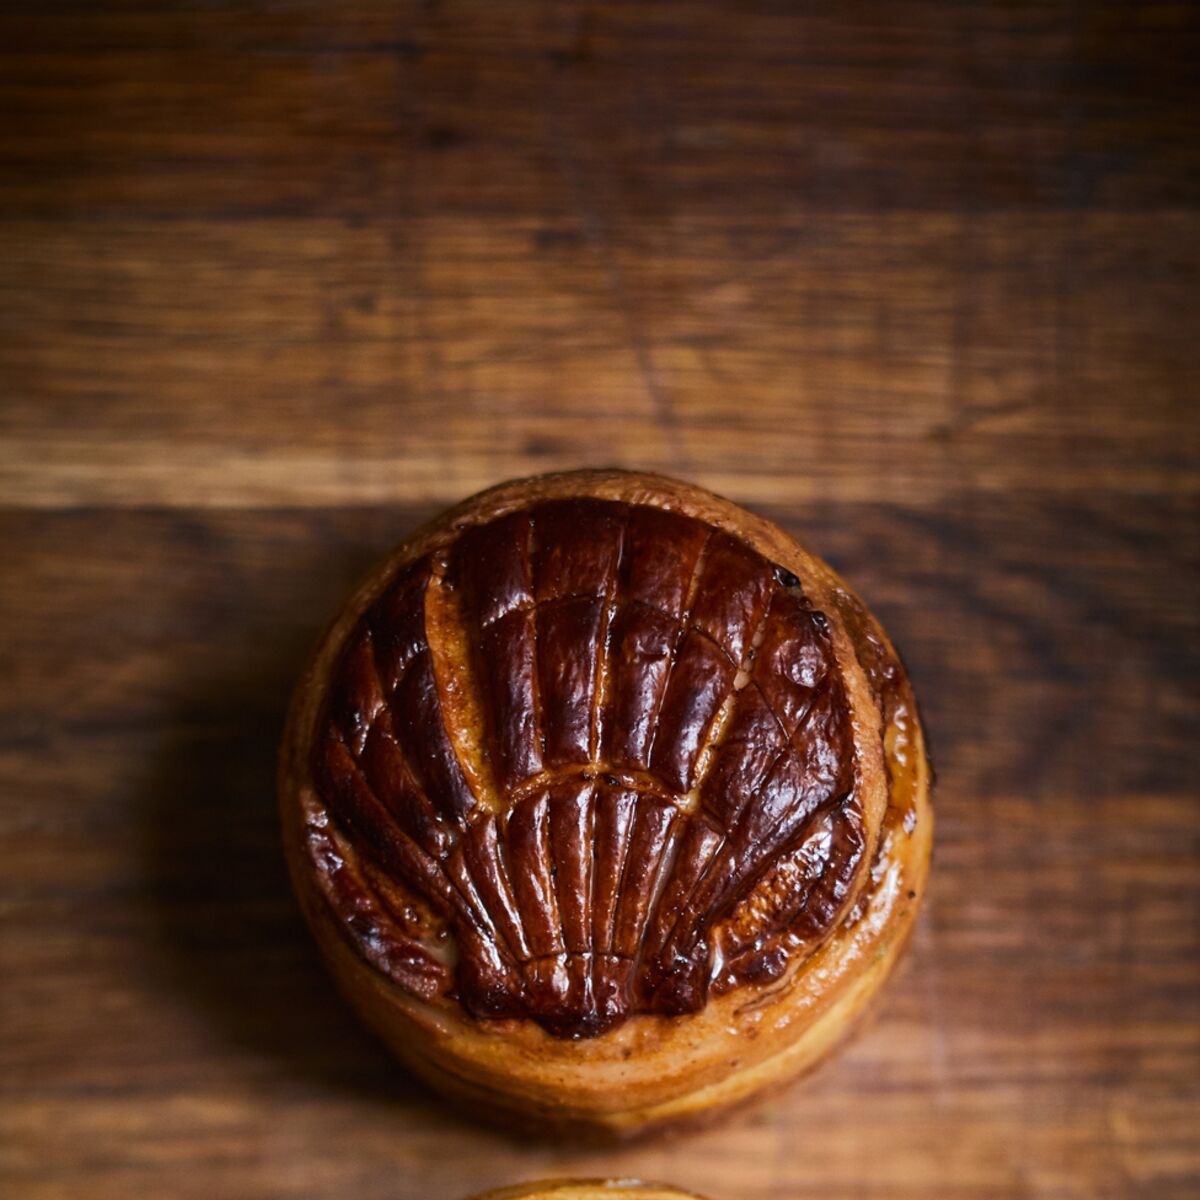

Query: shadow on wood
[130,521,436,1105]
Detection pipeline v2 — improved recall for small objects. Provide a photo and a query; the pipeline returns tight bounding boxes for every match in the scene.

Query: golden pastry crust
[467,1183,703,1200]
[279,469,932,1137]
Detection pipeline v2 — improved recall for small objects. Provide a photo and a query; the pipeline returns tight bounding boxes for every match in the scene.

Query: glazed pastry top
[306,498,875,1038]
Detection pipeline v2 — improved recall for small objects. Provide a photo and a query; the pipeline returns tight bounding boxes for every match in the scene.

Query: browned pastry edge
[466,1182,706,1200]
[279,469,933,1137]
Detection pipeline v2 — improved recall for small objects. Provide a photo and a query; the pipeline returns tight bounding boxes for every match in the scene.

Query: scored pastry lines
[635,568,806,971]
[645,611,780,975]
[638,526,713,773]
[360,627,456,849]
[425,549,506,815]
[327,566,521,981]
[310,499,866,1034]
[524,511,545,785]
[587,515,626,767]
[683,600,774,816]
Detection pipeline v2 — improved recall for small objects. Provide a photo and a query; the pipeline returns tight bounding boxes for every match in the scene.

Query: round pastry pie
[279,470,932,1137]
[467,1183,703,1200]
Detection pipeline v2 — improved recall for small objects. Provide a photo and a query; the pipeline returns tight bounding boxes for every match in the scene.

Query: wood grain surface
[1,3,1197,1198]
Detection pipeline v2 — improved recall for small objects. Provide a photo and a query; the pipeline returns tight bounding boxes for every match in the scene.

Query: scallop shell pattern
[308,499,867,1038]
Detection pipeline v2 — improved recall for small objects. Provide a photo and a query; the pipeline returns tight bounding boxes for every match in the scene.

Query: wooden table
[2,4,1197,1197]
